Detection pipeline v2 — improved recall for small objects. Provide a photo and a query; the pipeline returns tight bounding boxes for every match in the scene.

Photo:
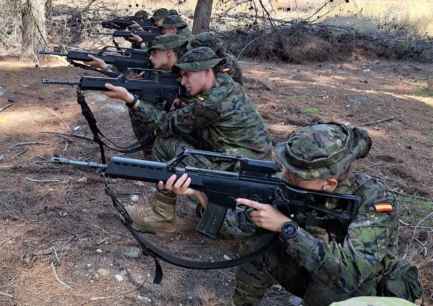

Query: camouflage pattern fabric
[147,34,189,52]
[132,72,272,160]
[174,47,224,72]
[190,32,243,84]
[274,123,371,180]
[230,123,422,306]
[329,296,417,306]
[232,173,420,306]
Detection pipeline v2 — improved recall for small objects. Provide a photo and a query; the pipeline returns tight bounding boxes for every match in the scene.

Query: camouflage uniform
[132,47,271,160]
[128,34,190,153]
[230,123,422,306]
[190,32,243,84]
[127,47,272,232]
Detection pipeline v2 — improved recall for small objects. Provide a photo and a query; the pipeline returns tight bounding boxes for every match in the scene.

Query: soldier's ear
[322,178,338,192]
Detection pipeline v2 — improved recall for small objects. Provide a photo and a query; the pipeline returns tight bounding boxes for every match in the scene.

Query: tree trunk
[192,0,214,34]
[21,0,47,59]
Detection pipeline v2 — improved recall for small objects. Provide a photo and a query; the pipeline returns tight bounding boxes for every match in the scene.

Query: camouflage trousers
[232,238,380,306]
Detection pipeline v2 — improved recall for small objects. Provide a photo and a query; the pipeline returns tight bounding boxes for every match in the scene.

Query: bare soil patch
[0,57,432,305]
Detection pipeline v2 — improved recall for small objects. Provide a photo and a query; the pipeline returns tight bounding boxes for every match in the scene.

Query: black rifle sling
[104,181,277,284]
[76,90,143,162]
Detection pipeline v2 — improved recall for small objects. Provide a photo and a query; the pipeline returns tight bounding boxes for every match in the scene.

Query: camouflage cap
[190,32,224,53]
[151,8,169,25]
[134,10,149,19]
[159,15,187,29]
[148,34,189,52]
[275,122,371,180]
[174,47,223,72]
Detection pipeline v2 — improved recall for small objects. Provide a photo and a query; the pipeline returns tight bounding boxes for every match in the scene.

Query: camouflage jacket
[226,172,399,279]
[131,73,272,159]
[283,173,399,284]
[178,26,192,39]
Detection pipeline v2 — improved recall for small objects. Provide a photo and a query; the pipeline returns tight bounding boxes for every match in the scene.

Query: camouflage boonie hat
[151,8,169,25]
[190,32,224,53]
[275,122,371,180]
[174,47,223,71]
[148,34,189,52]
[134,10,149,19]
[159,15,187,29]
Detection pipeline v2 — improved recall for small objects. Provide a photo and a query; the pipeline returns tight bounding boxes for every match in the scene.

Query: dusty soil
[0,56,432,306]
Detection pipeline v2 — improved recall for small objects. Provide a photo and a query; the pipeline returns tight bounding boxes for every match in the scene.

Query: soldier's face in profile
[282,169,338,192]
[161,27,177,35]
[180,70,209,95]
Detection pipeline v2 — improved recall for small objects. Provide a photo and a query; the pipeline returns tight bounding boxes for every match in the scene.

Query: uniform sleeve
[131,87,228,138]
[283,181,398,289]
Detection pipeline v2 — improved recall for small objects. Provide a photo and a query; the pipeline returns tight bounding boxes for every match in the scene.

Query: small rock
[73,126,81,131]
[96,248,103,254]
[97,268,110,277]
[124,246,141,258]
[86,263,92,268]
[7,96,16,103]
[59,211,68,217]
[130,194,139,202]
[223,254,231,260]
[137,295,151,303]
[0,154,4,161]
[0,86,6,96]
[134,181,145,186]
[114,274,124,282]
[77,177,88,183]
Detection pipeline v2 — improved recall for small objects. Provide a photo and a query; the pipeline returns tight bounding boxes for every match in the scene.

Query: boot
[126,190,177,233]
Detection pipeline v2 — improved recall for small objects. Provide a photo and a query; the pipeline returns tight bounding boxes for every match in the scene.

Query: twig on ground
[404,211,433,259]
[25,177,66,183]
[0,104,13,113]
[51,262,73,289]
[0,238,12,247]
[9,141,48,149]
[399,219,433,230]
[41,131,95,142]
[362,117,396,127]
[0,291,13,298]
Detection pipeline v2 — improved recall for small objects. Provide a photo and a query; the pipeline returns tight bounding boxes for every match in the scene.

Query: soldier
[190,32,243,84]
[102,46,272,232]
[159,122,422,305]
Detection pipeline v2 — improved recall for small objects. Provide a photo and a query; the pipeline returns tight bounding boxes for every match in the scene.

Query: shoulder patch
[373,202,393,213]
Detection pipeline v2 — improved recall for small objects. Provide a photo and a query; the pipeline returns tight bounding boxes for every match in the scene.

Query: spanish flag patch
[374,203,393,213]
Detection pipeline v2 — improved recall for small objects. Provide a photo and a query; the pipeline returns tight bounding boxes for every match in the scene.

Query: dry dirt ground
[0,56,432,306]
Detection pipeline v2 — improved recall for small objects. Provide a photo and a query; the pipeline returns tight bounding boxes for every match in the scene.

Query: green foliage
[303,107,321,115]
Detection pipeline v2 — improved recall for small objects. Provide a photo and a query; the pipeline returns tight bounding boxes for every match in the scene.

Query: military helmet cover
[275,122,371,180]
[175,47,224,72]
[148,34,189,52]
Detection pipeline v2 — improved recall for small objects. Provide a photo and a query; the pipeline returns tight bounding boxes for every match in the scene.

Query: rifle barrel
[39,51,67,56]
[51,157,107,170]
[41,79,80,86]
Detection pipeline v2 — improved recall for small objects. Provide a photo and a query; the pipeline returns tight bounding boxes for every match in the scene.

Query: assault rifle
[112,29,160,42]
[40,47,150,74]
[52,149,361,239]
[101,16,154,30]
[42,73,183,104]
